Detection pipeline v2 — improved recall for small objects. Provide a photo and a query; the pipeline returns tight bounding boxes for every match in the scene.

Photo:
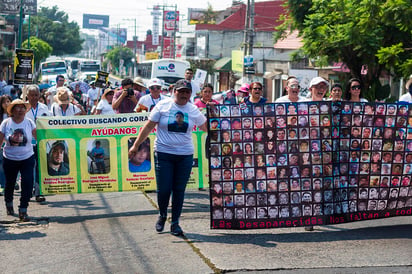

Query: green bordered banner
[37,113,208,194]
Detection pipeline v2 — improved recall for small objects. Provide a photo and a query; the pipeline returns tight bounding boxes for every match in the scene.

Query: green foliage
[21,37,52,67]
[275,0,412,99]
[188,59,216,79]
[105,46,134,73]
[24,6,83,56]
[201,3,217,24]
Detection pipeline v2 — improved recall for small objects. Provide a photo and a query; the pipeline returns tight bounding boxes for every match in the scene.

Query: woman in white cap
[128,79,207,236]
[135,78,165,112]
[0,99,36,221]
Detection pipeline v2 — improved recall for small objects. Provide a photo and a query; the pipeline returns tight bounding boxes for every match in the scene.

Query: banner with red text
[208,102,412,229]
[36,113,208,194]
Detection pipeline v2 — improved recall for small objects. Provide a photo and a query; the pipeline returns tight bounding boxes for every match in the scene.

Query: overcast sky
[38,0,235,39]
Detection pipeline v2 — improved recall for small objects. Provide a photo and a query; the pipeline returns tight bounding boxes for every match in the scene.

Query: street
[1,190,411,273]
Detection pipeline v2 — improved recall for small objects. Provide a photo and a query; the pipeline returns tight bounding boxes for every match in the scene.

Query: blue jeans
[3,155,35,211]
[154,151,193,224]
[0,150,5,188]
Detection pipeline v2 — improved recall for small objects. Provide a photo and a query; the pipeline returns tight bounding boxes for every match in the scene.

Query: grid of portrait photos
[208,102,412,228]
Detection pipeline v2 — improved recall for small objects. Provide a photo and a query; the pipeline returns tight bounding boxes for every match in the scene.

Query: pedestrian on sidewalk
[0,99,36,221]
[128,79,207,236]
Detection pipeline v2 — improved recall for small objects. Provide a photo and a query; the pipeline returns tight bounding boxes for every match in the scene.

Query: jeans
[154,151,193,224]
[4,155,35,211]
[0,149,5,188]
[33,145,40,196]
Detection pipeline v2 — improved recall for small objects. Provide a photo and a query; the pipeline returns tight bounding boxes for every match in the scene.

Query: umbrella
[70,81,90,93]
[38,83,52,90]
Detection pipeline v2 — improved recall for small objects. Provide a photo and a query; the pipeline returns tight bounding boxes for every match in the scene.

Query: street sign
[0,0,37,15]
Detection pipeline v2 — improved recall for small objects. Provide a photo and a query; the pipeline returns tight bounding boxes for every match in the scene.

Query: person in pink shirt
[194,84,219,113]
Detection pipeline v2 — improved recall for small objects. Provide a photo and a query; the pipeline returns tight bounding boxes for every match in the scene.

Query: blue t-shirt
[129,160,151,172]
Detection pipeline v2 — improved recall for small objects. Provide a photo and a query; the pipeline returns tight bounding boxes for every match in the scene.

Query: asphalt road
[0,190,411,273]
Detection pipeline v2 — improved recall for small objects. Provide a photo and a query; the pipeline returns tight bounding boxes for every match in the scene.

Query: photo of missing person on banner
[207,102,412,230]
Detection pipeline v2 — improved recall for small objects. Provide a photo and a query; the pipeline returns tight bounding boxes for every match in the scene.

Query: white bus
[77,59,101,82]
[39,57,68,85]
[136,59,190,86]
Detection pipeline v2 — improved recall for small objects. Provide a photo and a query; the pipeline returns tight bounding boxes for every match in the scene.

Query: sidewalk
[1,190,411,273]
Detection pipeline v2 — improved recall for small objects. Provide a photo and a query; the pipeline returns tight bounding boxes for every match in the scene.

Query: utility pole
[17,0,24,48]
[243,0,255,79]
[160,6,165,59]
[243,0,250,62]
[149,4,179,59]
[249,0,255,56]
[172,4,177,59]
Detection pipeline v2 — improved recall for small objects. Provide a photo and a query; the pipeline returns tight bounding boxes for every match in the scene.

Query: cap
[237,83,250,94]
[147,78,162,88]
[309,77,329,88]
[174,79,192,91]
[50,140,66,152]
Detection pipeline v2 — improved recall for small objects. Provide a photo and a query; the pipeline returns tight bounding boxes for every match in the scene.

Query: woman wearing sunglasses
[345,78,368,102]
[243,82,267,105]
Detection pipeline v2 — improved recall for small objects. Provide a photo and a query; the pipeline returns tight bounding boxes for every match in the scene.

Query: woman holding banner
[128,79,207,236]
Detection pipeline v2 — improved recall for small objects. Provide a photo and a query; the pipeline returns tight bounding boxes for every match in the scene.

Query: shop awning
[214,57,232,72]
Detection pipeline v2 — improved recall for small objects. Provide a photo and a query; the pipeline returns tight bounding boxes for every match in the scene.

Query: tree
[275,0,412,100]
[24,6,83,56]
[21,37,52,69]
[201,3,217,24]
[104,46,134,75]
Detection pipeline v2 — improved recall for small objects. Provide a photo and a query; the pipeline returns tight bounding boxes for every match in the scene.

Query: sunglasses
[252,87,262,90]
[288,84,300,89]
[351,85,361,90]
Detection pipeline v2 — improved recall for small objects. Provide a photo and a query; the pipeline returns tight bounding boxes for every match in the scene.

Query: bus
[136,59,190,86]
[77,59,101,82]
[39,57,68,85]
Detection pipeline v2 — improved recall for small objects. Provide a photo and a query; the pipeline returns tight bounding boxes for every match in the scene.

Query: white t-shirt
[149,98,206,155]
[25,102,51,122]
[96,99,115,115]
[51,103,81,116]
[87,87,100,103]
[399,93,412,103]
[275,95,307,102]
[136,94,165,112]
[0,118,35,160]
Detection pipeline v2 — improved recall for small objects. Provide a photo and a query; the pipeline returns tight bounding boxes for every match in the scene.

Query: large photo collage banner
[36,113,209,194]
[207,102,412,229]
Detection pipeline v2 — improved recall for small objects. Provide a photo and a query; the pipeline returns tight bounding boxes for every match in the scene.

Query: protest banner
[208,102,412,229]
[36,113,208,194]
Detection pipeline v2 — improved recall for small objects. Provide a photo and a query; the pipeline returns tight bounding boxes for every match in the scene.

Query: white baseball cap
[309,77,329,88]
[148,78,163,88]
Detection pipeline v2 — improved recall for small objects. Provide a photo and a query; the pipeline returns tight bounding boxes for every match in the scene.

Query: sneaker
[19,212,30,222]
[170,224,184,236]
[304,226,314,231]
[35,195,46,203]
[155,216,167,232]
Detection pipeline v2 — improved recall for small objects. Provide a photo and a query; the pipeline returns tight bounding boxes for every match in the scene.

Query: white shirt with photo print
[149,98,206,155]
[0,117,35,160]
